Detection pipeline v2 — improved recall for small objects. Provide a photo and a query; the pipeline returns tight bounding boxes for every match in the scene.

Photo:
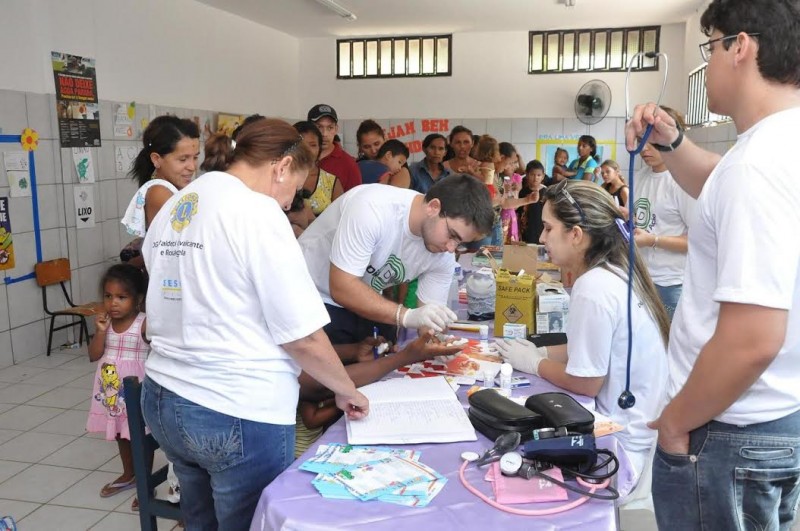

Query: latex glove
[402,304,458,333]
[495,338,548,376]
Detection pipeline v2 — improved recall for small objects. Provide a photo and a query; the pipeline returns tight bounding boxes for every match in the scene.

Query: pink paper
[484,462,569,504]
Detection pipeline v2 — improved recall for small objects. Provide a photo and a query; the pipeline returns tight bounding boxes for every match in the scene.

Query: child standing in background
[86,264,150,507]
[519,160,548,244]
[600,159,629,209]
[501,174,523,242]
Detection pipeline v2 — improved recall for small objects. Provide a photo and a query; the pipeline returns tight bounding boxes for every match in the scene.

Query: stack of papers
[302,443,446,507]
[345,376,477,445]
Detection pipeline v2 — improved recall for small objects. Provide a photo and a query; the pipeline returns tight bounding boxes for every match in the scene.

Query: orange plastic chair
[34,258,102,355]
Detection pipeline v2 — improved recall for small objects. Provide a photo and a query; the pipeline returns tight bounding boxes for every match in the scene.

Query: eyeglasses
[555,181,587,224]
[699,33,760,62]
[442,214,463,245]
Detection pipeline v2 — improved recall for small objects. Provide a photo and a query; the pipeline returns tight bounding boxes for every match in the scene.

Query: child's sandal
[99,477,136,498]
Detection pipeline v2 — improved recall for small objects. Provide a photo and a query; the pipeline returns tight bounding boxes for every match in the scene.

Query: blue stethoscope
[618,51,669,410]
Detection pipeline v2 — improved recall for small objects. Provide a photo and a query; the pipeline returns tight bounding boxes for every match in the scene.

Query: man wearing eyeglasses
[627,1,800,529]
[298,174,494,350]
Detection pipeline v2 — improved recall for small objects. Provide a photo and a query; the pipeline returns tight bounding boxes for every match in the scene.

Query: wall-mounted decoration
[52,51,101,147]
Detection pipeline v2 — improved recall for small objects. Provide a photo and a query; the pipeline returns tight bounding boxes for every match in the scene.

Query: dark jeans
[141,377,294,531]
[655,283,682,322]
[653,409,800,530]
[323,303,396,345]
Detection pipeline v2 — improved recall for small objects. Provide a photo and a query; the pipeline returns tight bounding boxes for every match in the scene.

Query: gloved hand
[495,338,548,376]
[402,304,458,333]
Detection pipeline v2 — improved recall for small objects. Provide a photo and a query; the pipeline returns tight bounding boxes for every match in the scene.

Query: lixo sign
[73,186,95,228]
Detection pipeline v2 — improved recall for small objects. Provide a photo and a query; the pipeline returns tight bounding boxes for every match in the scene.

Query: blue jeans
[141,377,294,531]
[656,283,682,321]
[652,409,800,531]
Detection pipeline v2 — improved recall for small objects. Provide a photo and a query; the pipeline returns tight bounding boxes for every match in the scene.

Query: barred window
[529,26,659,74]
[686,64,731,126]
[337,35,451,79]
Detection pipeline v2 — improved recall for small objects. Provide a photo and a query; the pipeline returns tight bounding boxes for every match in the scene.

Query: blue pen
[372,326,379,359]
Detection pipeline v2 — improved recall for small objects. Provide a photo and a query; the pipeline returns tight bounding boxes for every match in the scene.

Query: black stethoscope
[618,51,669,410]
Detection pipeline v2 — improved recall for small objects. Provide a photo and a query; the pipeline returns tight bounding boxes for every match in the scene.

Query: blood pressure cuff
[468,389,544,442]
[524,392,595,434]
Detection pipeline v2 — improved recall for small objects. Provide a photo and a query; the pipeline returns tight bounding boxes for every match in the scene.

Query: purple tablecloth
[250,377,634,531]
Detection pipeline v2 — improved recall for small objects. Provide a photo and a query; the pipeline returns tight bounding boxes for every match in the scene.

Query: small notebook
[346,376,477,445]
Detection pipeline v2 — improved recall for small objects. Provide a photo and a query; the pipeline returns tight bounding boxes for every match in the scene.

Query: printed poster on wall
[71,147,96,183]
[2,152,31,197]
[73,185,96,229]
[52,51,101,148]
[216,113,245,137]
[0,198,15,270]
[114,102,135,138]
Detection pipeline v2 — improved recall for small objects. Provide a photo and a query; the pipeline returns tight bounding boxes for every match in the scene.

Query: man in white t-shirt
[627,1,800,528]
[299,174,494,346]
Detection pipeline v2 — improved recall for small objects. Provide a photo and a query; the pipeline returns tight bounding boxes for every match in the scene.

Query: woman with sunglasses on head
[496,180,670,494]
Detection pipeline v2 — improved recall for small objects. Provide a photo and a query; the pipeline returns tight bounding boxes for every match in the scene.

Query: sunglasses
[554,180,587,224]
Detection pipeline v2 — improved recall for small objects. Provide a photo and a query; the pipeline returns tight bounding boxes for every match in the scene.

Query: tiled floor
[2,347,800,531]
[0,346,180,530]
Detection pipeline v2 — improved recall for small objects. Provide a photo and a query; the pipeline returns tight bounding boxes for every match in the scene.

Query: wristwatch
[651,127,685,152]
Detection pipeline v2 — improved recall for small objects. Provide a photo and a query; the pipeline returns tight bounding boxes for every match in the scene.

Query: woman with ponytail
[140,118,368,530]
[121,115,200,238]
[495,180,669,491]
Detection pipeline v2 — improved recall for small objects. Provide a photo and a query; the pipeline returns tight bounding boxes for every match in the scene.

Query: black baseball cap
[307,104,338,123]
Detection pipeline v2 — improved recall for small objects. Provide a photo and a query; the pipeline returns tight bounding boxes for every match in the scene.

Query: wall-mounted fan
[574,80,611,125]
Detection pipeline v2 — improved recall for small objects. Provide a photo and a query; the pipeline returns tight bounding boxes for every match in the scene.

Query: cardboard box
[503,243,562,281]
[494,269,535,337]
[536,283,570,333]
[501,243,539,274]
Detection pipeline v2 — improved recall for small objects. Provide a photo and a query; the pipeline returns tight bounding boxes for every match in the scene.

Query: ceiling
[196,0,708,39]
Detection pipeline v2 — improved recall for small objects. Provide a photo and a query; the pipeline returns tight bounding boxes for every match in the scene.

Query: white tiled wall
[0,89,221,366]
[0,85,737,368]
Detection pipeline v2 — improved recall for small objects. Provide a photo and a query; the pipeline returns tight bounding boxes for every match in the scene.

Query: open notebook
[346,376,477,445]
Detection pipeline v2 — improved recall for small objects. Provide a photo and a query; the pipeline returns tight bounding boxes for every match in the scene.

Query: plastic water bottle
[447,266,460,312]
[499,363,513,393]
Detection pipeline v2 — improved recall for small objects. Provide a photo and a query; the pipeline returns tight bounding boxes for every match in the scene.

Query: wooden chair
[124,376,183,530]
[34,258,102,355]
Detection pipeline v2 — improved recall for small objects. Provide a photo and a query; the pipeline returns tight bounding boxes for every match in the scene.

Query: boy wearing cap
[308,104,362,192]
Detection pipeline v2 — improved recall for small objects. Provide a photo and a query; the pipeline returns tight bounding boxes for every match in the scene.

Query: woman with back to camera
[141,118,369,530]
[496,180,670,492]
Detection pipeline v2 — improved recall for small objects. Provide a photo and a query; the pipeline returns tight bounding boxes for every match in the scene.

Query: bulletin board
[0,131,42,285]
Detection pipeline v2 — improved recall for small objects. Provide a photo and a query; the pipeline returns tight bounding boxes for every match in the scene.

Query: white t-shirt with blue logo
[298,184,455,309]
[143,171,329,425]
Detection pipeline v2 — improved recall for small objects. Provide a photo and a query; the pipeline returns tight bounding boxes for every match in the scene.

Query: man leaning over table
[627,1,800,529]
[298,174,494,349]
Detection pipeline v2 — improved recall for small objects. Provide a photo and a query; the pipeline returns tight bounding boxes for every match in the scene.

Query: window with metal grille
[529,26,659,74]
[686,64,731,126]
[337,35,451,79]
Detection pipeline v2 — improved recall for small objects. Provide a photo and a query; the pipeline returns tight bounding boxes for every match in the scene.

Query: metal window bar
[336,35,452,79]
[686,64,732,126]
[529,26,659,74]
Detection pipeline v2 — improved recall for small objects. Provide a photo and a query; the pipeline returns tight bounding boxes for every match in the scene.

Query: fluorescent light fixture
[314,0,357,21]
